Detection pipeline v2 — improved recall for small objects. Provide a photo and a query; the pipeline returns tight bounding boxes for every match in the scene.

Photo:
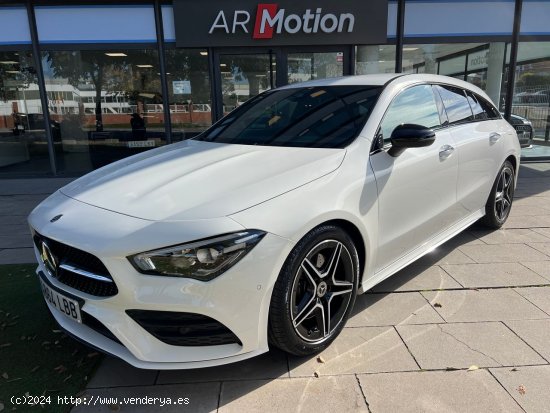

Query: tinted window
[466,92,488,120]
[380,84,441,144]
[466,91,501,121]
[476,94,501,120]
[435,85,473,124]
[197,86,382,148]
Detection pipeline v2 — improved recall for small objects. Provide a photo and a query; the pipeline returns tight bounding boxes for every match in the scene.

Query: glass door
[218,52,276,117]
[287,51,345,84]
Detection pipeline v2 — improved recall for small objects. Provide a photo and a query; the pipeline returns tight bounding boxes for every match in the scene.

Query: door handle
[439,144,454,160]
[489,132,502,143]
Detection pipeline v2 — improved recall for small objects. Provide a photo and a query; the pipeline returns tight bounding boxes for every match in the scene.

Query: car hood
[60,140,346,221]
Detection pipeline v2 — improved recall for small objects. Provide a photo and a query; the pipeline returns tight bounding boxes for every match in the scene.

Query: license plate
[127,140,155,148]
[40,278,82,323]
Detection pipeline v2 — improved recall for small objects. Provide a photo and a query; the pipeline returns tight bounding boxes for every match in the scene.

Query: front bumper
[29,191,293,369]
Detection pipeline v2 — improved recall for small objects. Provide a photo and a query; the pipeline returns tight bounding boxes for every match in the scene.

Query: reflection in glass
[512,42,550,147]
[199,86,381,148]
[41,49,165,173]
[380,85,440,142]
[355,45,396,75]
[165,49,212,141]
[220,54,275,116]
[287,52,343,84]
[402,43,507,108]
[0,50,51,176]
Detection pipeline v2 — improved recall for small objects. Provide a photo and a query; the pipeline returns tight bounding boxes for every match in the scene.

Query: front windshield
[196,85,382,148]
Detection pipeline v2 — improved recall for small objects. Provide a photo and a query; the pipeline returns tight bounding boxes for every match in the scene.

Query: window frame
[372,82,444,152]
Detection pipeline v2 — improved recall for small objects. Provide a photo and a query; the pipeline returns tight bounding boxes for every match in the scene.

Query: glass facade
[165,49,212,141]
[41,48,165,173]
[0,50,50,176]
[512,42,550,146]
[0,1,549,177]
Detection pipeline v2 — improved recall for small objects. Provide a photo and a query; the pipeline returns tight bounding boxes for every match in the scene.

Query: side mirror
[388,124,436,157]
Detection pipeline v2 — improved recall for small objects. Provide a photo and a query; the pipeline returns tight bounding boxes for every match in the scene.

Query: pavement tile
[358,370,523,413]
[396,322,545,369]
[471,229,550,244]
[503,215,550,229]
[372,265,463,292]
[0,178,73,195]
[440,263,548,288]
[86,356,158,389]
[513,196,550,209]
[458,243,549,263]
[0,233,34,249]
[490,365,550,413]
[505,319,550,362]
[414,247,476,266]
[532,227,550,238]
[510,205,550,217]
[440,231,486,248]
[521,261,550,281]
[0,247,36,264]
[157,349,289,384]
[74,382,219,412]
[514,287,550,315]
[349,292,444,327]
[0,215,29,227]
[422,289,548,322]
[288,327,419,377]
[0,194,49,216]
[527,243,550,258]
[219,375,368,413]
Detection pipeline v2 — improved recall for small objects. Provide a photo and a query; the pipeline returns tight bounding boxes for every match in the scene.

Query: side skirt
[358,208,485,294]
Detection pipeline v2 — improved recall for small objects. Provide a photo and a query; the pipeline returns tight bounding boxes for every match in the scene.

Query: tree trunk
[248,76,260,98]
[95,64,104,132]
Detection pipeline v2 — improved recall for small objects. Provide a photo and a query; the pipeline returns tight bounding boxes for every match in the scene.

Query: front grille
[126,310,242,347]
[33,232,118,297]
[514,125,532,132]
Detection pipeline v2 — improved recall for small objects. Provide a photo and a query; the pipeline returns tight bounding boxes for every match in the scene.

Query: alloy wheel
[290,240,355,343]
[494,166,514,222]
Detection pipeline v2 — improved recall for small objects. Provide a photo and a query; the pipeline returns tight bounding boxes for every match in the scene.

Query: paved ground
[1,164,550,412]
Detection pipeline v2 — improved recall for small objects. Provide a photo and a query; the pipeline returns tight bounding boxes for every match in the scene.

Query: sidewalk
[1,164,550,412]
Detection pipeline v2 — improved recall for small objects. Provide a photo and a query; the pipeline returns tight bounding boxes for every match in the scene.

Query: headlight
[128,230,266,281]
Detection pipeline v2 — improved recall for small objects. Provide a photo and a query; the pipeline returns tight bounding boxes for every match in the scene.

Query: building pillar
[486,42,506,106]
[356,46,380,75]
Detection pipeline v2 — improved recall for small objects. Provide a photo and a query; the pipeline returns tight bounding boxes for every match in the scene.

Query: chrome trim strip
[59,263,113,283]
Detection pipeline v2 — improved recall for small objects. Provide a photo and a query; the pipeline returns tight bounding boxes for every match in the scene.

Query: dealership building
[1,0,549,177]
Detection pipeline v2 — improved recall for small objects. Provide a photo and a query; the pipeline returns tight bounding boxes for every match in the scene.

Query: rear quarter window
[435,85,473,125]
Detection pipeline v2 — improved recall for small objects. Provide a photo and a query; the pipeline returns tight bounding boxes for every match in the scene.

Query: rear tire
[481,160,515,229]
[268,225,359,356]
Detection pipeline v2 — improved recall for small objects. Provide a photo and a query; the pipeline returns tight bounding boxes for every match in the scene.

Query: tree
[43,50,158,131]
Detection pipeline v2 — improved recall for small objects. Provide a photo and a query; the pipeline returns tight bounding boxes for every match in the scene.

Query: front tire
[481,160,515,229]
[268,225,359,356]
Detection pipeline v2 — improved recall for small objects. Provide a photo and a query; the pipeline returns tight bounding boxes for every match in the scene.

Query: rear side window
[474,93,501,120]
[435,85,473,125]
[379,84,441,144]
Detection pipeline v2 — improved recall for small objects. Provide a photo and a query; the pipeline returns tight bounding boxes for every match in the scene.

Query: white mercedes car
[29,74,520,369]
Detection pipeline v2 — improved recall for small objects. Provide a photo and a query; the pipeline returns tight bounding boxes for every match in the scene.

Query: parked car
[29,74,520,369]
[506,113,534,148]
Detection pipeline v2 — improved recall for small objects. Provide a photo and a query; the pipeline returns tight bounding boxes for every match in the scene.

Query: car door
[435,85,502,216]
[370,84,459,273]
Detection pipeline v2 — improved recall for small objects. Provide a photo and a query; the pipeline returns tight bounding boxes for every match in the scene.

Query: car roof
[280,73,493,104]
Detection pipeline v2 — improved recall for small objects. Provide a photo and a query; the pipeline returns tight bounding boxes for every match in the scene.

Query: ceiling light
[6,70,20,74]
[220,63,227,67]
[200,51,208,56]
[0,61,18,64]
[403,47,419,51]
[105,52,127,57]
[136,64,153,68]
